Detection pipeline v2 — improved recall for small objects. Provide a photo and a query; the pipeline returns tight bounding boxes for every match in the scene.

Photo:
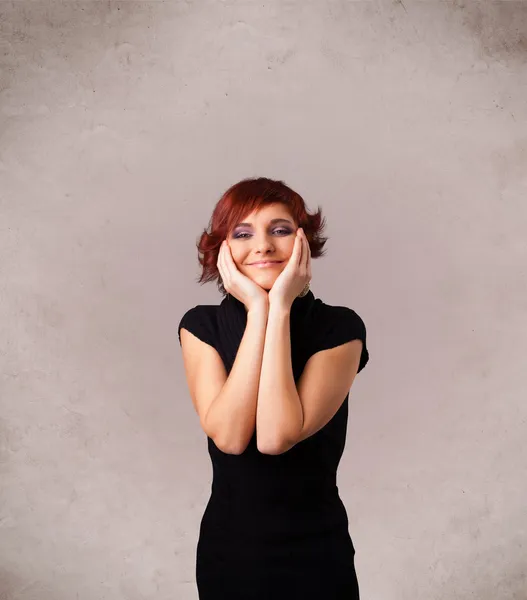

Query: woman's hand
[217,240,269,313]
[268,228,311,310]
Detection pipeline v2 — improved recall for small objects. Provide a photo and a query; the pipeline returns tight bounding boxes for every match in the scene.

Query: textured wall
[1,1,526,598]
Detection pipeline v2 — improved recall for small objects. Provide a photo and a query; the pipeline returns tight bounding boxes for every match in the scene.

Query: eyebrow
[233,218,294,228]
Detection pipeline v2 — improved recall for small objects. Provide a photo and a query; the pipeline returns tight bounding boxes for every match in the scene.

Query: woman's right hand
[217,241,269,313]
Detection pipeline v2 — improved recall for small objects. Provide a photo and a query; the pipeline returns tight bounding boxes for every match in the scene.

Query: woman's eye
[233,228,291,239]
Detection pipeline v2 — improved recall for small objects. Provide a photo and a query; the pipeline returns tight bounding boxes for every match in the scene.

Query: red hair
[196,177,328,295]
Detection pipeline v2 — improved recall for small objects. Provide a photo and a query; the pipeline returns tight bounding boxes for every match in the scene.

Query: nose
[254,234,275,255]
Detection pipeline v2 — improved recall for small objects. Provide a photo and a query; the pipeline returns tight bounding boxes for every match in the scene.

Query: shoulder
[179,304,217,322]
[313,299,366,331]
[178,304,219,348]
[310,299,370,372]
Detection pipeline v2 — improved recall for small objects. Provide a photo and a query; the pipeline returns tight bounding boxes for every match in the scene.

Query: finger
[223,241,235,267]
[291,229,302,266]
[300,231,310,276]
[304,230,311,255]
[300,229,307,266]
[217,243,224,283]
[304,232,311,269]
[223,245,239,284]
[298,228,308,268]
[224,242,238,279]
[288,234,300,270]
[218,242,229,286]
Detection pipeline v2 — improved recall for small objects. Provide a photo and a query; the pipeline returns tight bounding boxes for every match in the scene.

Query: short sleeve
[178,306,217,349]
[312,306,370,373]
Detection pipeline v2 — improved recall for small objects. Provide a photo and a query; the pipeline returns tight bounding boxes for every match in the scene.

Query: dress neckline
[220,290,315,319]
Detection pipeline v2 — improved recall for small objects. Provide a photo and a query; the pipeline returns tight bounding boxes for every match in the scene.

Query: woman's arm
[256,303,363,455]
[256,303,303,454]
[202,304,269,455]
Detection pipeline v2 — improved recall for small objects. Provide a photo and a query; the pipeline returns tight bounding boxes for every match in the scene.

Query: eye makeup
[232,226,293,239]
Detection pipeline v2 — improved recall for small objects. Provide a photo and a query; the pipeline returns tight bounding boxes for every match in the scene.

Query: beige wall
[1,1,526,598]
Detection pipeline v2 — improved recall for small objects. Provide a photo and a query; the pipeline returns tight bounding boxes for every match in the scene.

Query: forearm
[256,303,303,454]
[205,305,268,454]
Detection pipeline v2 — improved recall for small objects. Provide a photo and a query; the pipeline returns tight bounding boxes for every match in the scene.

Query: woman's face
[226,203,298,291]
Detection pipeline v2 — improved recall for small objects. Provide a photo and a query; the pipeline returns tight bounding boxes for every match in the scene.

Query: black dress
[178,290,370,600]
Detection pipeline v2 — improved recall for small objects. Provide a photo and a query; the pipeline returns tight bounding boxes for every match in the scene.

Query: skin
[217,203,312,313]
[180,202,363,456]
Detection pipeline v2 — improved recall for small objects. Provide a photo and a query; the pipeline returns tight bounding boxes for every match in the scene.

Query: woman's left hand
[268,227,312,310]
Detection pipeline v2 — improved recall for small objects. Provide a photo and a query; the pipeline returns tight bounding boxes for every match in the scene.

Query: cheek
[228,247,243,266]
[283,239,296,258]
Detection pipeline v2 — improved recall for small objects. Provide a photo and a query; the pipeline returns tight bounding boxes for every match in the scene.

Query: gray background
[1,1,526,598]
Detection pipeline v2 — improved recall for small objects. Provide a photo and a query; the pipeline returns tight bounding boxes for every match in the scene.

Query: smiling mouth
[249,261,283,267]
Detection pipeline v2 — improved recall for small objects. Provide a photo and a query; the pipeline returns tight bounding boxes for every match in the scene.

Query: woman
[178,177,369,599]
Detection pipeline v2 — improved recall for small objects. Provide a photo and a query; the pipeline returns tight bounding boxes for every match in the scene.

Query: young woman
[178,177,370,599]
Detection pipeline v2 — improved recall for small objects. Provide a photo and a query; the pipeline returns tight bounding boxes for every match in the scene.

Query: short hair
[196,177,328,295]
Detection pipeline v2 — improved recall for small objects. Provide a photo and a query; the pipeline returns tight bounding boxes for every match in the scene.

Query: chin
[250,277,275,291]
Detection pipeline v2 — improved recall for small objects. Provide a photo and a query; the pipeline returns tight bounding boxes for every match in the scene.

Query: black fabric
[178,305,218,350]
[178,290,369,599]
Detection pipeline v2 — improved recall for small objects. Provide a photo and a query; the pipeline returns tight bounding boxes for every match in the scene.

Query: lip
[249,260,283,267]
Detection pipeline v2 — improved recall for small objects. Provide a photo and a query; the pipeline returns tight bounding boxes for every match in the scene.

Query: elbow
[257,442,278,455]
[221,444,246,455]
[214,438,246,455]
[258,445,286,455]
[203,417,248,455]
[257,419,302,454]
[211,431,250,455]
[257,436,295,455]
[257,425,301,455]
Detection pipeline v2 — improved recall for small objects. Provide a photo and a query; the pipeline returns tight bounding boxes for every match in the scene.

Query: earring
[298,282,310,298]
